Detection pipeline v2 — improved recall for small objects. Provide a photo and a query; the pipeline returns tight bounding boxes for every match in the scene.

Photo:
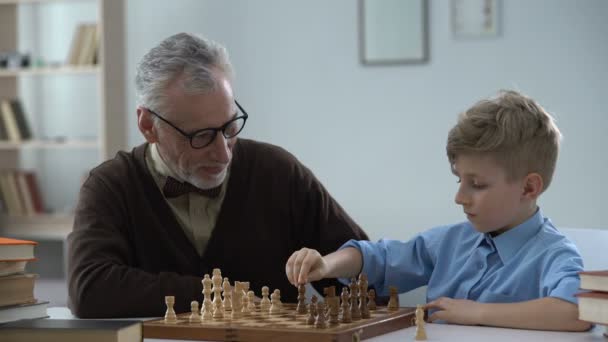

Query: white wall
[126,0,608,240]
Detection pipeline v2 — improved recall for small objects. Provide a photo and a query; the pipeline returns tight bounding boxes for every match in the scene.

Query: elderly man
[67,33,368,318]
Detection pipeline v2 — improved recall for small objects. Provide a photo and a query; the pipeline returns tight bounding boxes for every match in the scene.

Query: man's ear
[137,107,158,143]
[522,173,543,200]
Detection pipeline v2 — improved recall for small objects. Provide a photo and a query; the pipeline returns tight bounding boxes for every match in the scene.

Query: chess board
[143,304,416,342]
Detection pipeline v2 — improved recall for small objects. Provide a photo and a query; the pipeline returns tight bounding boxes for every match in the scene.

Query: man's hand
[285,247,329,286]
[425,297,484,325]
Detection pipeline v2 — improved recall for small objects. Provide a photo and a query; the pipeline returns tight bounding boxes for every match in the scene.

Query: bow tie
[162,176,222,199]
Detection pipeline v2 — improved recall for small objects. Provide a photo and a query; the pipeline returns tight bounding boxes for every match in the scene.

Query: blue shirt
[340,209,583,304]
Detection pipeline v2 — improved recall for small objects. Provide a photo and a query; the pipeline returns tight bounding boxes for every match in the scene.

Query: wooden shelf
[0,213,73,240]
[0,138,99,150]
[0,65,99,77]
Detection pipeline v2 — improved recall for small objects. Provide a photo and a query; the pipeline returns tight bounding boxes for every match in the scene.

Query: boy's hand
[285,247,329,286]
[424,297,484,325]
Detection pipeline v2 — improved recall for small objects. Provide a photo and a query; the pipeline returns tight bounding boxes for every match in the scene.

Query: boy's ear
[522,173,543,200]
[137,107,158,144]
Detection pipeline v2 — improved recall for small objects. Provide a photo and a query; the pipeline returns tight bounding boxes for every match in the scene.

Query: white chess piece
[260,286,271,312]
[189,301,201,323]
[269,289,282,314]
[247,290,256,312]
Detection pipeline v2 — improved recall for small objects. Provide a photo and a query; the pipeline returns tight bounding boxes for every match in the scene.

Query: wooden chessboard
[143,304,416,342]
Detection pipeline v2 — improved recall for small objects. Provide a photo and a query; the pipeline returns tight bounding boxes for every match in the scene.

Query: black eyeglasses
[146,100,248,149]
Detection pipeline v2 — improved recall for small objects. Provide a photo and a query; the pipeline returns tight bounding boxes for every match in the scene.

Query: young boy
[285,90,590,331]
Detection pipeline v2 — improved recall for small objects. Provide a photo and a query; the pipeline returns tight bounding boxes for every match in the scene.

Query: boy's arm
[286,247,362,285]
[425,296,591,331]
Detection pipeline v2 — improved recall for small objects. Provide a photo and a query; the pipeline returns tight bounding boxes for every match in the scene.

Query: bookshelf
[0,0,126,244]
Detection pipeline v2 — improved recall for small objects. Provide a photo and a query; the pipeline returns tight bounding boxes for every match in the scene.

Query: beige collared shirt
[145,143,228,256]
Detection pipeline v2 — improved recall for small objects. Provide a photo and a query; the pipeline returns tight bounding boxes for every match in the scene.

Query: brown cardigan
[67,139,368,318]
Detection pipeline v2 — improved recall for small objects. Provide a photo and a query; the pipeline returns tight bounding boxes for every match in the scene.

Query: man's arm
[425,296,591,331]
[68,174,202,318]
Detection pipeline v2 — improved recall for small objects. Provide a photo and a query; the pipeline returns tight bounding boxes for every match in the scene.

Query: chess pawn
[202,296,213,321]
[164,296,177,324]
[260,286,271,312]
[213,297,224,319]
[296,284,307,314]
[307,296,318,325]
[247,290,256,312]
[241,293,250,316]
[269,289,282,314]
[387,286,399,311]
[315,302,328,329]
[414,304,427,340]
[368,289,377,310]
[189,301,201,323]
[340,288,352,323]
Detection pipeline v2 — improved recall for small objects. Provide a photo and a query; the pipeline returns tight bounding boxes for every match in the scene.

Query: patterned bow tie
[162,176,222,199]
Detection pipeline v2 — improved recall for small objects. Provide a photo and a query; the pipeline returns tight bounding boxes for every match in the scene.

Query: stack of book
[576,270,608,336]
[0,237,48,324]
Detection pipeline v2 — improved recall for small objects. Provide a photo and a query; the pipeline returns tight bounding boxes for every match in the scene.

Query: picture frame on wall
[451,0,501,38]
[359,0,429,65]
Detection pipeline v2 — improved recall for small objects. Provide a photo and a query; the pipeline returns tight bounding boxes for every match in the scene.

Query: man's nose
[209,133,231,163]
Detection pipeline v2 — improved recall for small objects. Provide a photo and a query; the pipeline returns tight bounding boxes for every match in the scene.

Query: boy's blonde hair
[446,90,562,192]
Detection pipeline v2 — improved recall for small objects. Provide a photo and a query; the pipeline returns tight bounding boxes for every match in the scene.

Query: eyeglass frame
[145,100,249,149]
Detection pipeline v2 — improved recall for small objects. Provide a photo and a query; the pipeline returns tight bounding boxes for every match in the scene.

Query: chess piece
[387,286,399,311]
[260,286,271,312]
[210,270,224,319]
[189,301,201,323]
[213,297,224,318]
[315,302,328,329]
[222,277,232,312]
[307,296,318,325]
[211,269,223,307]
[358,274,370,318]
[324,286,339,325]
[164,295,177,323]
[349,278,361,320]
[202,297,213,321]
[270,289,282,314]
[243,282,250,296]
[368,289,377,310]
[414,304,427,340]
[296,284,307,314]
[340,287,352,323]
[241,292,250,316]
[231,281,244,319]
[247,290,256,312]
[201,274,213,319]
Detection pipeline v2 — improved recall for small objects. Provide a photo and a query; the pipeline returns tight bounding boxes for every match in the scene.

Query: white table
[48,307,606,341]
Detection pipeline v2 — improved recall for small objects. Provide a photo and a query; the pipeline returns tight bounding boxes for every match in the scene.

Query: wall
[126,0,608,240]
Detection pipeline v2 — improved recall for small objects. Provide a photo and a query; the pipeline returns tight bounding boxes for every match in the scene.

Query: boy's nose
[454,185,469,206]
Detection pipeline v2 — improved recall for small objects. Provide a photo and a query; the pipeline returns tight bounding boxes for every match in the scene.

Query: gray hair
[135,32,234,114]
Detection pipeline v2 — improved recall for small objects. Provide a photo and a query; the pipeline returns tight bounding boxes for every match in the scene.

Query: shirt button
[478,263,484,269]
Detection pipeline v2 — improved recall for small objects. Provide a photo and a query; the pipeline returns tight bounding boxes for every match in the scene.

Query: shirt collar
[149,143,181,180]
[477,207,544,263]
